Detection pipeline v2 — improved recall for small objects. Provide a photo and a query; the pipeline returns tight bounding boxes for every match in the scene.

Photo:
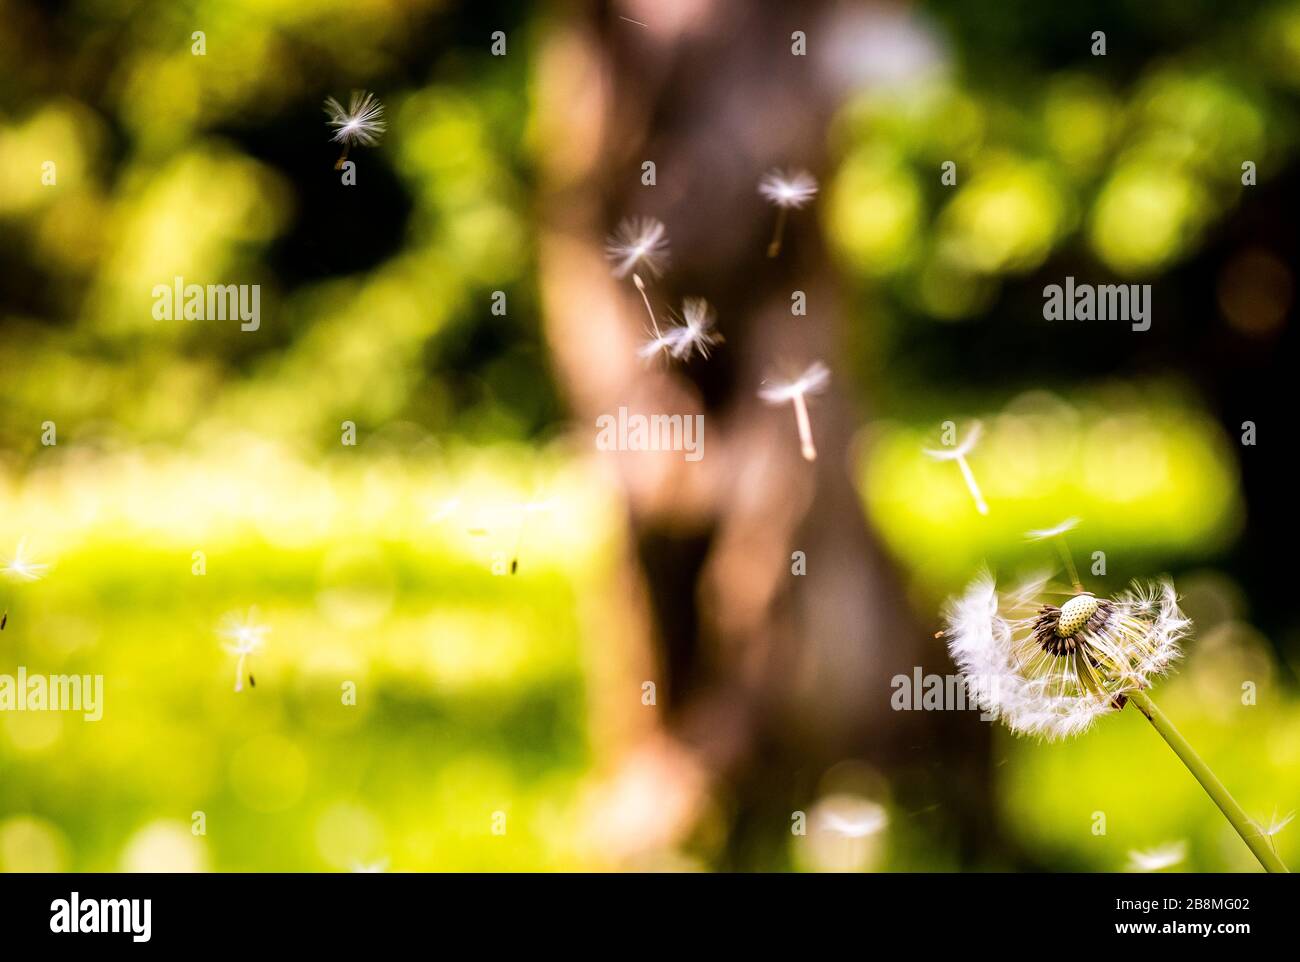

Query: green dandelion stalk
[1128,689,1288,873]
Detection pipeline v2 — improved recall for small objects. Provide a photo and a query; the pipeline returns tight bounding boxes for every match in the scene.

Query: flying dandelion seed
[324,91,387,170]
[429,498,461,524]
[669,298,721,360]
[637,329,677,360]
[2,540,51,582]
[817,801,888,839]
[802,793,889,872]
[1265,809,1295,836]
[923,421,988,516]
[1026,517,1084,591]
[350,858,389,873]
[606,218,671,346]
[758,361,830,461]
[1126,841,1187,872]
[1264,808,1295,857]
[1,541,50,631]
[758,169,818,258]
[1026,518,1081,541]
[219,609,270,694]
[637,297,721,362]
[605,217,670,280]
[941,529,1290,872]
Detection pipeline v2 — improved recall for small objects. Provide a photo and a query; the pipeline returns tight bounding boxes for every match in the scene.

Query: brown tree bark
[536,1,996,867]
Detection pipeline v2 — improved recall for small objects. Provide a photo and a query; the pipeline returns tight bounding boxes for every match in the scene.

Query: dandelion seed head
[605,217,670,279]
[758,169,819,209]
[757,360,831,404]
[943,572,1188,740]
[1127,841,1187,872]
[324,91,387,147]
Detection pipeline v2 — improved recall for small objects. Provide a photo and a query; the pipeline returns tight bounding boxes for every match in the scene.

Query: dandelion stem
[1128,689,1288,873]
[767,207,789,258]
[791,392,816,461]
[1052,533,1083,593]
[334,144,350,170]
[955,456,988,515]
[633,273,661,337]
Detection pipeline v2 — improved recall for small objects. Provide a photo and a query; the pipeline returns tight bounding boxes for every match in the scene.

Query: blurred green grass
[0,445,610,871]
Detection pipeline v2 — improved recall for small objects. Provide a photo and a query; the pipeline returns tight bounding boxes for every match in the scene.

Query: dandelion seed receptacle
[943,521,1289,872]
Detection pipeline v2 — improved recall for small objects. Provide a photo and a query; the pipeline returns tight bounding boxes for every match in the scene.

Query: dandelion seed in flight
[758,169,818,258]
[1,540,51,582]
[605,217,670,280]
[1126,841,1187,872]
[1027,517,1084,591]
[923,421,988,516]
[669,298,721,360]
[219,609,270,694]
[638,297,721,362]
[758,361,830,462]
[817,799,888,838]
[1026,518,1080,541]
[324,90,387,170]
[1261,809,1295,864]
[1264,809,1295,839]
[607,218,671,349]
[429,498,461,524]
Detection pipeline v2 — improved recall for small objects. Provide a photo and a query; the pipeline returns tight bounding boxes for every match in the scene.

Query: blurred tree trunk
[536,0,998,867]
